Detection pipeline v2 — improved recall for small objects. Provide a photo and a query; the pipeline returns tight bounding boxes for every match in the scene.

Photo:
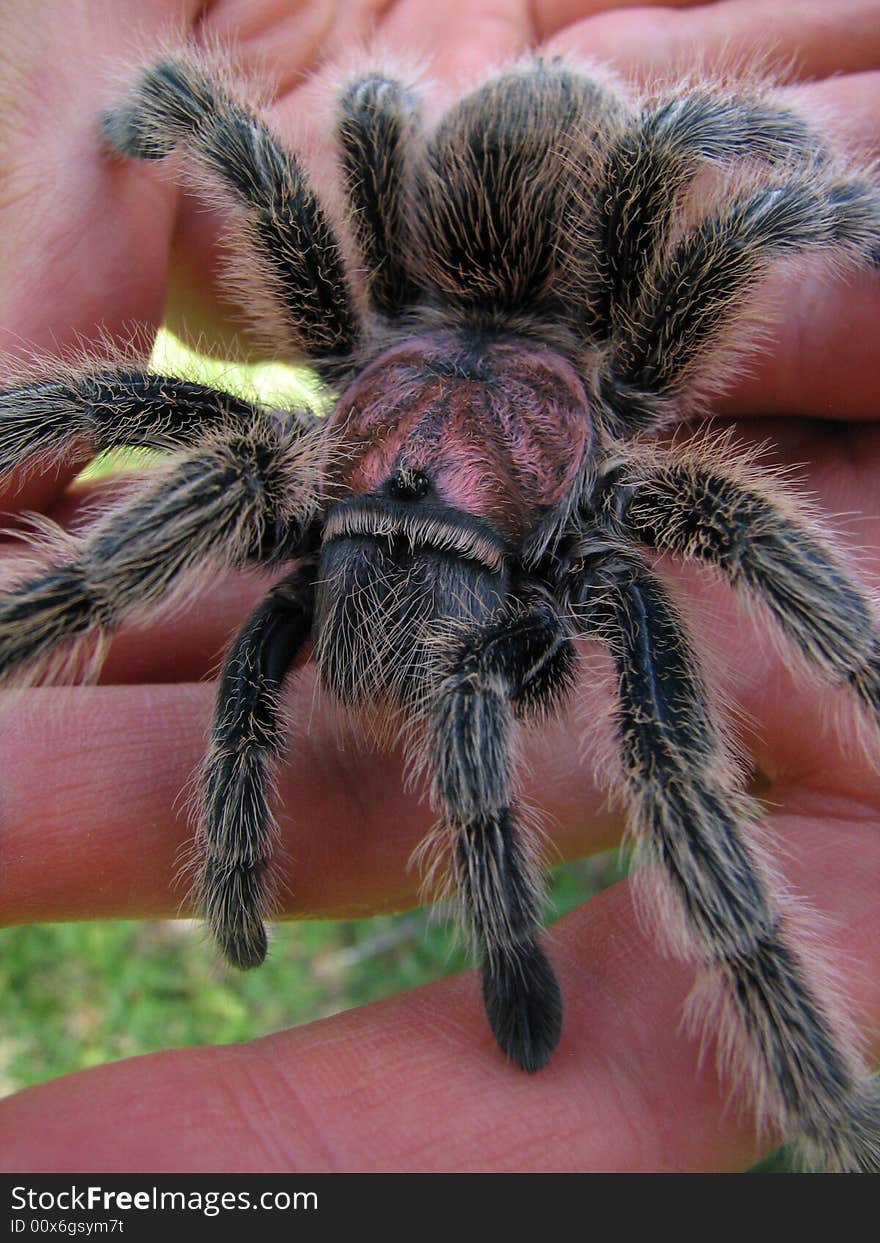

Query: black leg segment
[583,91,823,338]
[605,178,880,402]
[0,371,267,478]
[599,455,880,717]
[337,74,423,318]
[563,543,879,1171]
[103,56,358,365]
[199,562,316,969]
[0,418,317,681]
[431,597,575,1071]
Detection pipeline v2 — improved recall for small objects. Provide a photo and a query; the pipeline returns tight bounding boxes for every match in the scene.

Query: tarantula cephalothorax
[1,50,879,1171]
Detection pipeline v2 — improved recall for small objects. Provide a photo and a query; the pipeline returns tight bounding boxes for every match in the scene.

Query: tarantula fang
[1,49,879,1171]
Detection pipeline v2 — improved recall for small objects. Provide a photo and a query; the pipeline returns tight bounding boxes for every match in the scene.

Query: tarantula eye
[385,468,432,501]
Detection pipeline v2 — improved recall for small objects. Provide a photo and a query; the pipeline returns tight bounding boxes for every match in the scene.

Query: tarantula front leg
[562,544,879,1172]
[199,560,315,969]
[0,371,269,479]
[598,453,880,717]
[102,53,357,369]
[429,596,575,1072]
[0,411,317,680]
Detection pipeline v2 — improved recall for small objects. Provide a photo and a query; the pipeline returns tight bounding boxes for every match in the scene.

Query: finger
[0,0,183,343]
[4,563,880,930]
[0,0,202,516]
[541,0,880,80]
[0,421,878,927]
[2,810,876,1172]
[0,674,616,927]
[0,463,86,520]
[194,0,342,94]
[1,422,879,926]
[380,0,533,81]
[202,0,535,87]
[536,0,706,30]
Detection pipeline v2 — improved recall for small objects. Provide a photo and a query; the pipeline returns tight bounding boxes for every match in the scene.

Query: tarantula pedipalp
[1,50,879,1171]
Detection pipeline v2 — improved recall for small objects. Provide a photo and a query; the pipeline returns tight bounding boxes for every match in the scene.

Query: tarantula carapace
[1,50,879,1171]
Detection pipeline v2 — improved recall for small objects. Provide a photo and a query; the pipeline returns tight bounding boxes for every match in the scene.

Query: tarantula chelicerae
[1,49,879,1171]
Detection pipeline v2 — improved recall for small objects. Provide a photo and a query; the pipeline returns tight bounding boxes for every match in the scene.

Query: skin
[0,0,879,1172]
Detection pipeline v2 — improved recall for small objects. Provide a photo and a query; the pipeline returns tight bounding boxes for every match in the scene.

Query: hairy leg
[428,595,575,1071]
[599,175,880,429]
[0,371,275,479]
[103,54,357,370]
[572,87,824,340]
[597,448,880,717]
[199,560,316,970]
[561,542,879,1171]
[336,73,423,319]
[0,414,317,680]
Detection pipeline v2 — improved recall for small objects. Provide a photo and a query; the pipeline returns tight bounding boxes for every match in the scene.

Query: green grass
[149,327,325,409]
[0,855,626,1095]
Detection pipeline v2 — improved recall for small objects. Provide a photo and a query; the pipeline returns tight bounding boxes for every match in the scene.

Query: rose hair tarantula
[1,49,879,1172]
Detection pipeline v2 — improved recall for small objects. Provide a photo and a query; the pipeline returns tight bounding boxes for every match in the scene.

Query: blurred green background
[0,856,625,1095]
[0,333,789,1170]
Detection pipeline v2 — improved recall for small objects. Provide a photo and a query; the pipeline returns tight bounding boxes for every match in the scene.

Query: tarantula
[0,49,879,1172]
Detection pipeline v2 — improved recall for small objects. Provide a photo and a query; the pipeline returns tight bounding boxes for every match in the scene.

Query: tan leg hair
[600,439,880,721]
[102,51,358,371]
[0,415,319,685]
[565,544,879,1171]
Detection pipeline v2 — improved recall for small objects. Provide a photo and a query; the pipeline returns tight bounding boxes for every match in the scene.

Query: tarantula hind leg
[0,412,317,682]
[336,73,422,319]
[199,561,315,969]
[102,54,357,369]
[599,174,880,431]
[429,597,576,1072]
[582,87,824,340]
[563,544,879,1172]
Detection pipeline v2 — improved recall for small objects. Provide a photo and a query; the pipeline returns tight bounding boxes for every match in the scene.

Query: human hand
[0,0,879,1172]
